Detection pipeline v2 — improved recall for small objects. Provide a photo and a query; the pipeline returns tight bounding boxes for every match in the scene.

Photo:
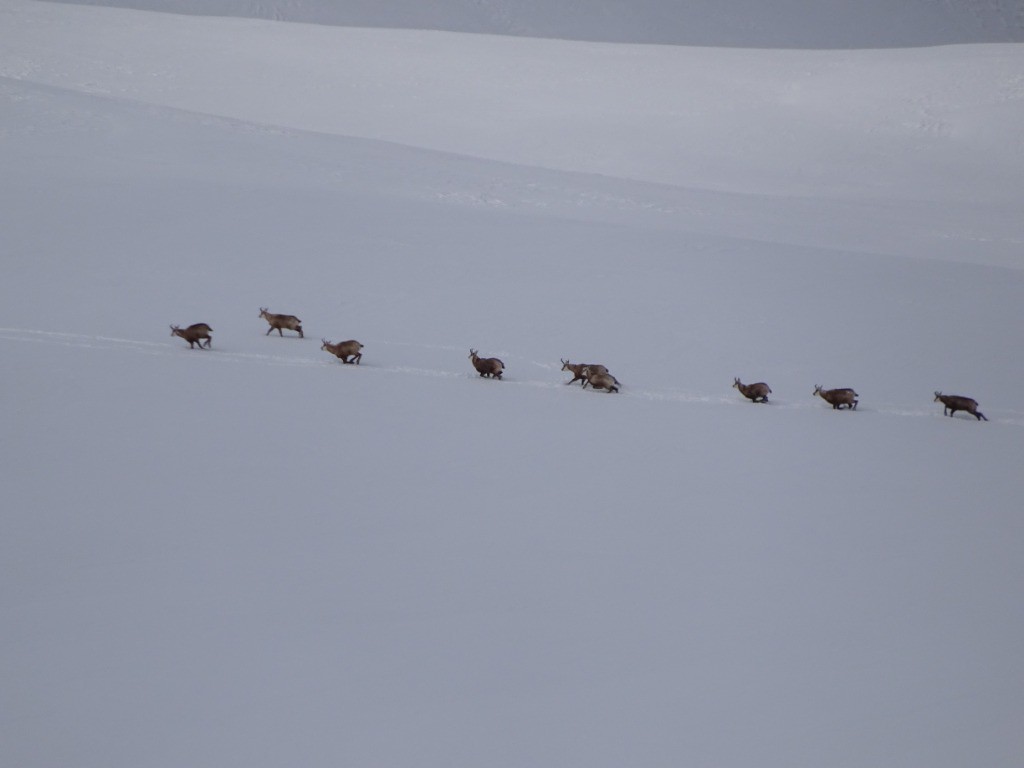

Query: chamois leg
[265,326,273,336]
[976,411,987,421]
[277,328,284,337]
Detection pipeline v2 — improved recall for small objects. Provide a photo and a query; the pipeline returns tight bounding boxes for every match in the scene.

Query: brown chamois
[321,338,363,364]
[582,366,620,393]
[259,307,303,338]
[934,391,987,421]
[469,349,504,379]
[170,323,213,349]
[813,385,858,410]
[733,377,771,403]
[560,359,609,386]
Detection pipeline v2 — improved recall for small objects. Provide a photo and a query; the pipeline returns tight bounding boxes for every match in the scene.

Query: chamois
[733,377,771,403]
[934,392,987,421]
[321,338,363,365]
[560,359,609,386]
[813,385,858,410]
[469,349,504,379]
[582,366,620,393]
[169,323,212,349]
[259,307,303,338]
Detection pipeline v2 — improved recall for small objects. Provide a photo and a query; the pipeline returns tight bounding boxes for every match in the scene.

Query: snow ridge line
[4,327,1022,426]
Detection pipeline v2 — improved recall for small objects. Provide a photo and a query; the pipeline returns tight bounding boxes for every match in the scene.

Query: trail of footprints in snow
[3,327,1021,427]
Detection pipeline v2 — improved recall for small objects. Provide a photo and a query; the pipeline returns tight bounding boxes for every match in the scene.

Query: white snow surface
[46,0,1024,47]
[1,2,1023,767]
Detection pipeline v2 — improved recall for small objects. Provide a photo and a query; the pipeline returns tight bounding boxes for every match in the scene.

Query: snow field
[2,2,1023,767]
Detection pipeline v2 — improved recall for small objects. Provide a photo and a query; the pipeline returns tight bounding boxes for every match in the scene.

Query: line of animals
[169,308,989,422]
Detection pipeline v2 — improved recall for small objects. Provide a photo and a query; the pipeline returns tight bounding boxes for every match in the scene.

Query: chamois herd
[170,309,990,422]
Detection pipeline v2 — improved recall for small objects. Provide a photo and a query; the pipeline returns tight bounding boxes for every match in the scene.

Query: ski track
[5,327,1023,427]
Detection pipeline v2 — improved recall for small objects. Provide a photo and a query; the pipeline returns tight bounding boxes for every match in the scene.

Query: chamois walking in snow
[934,392,987,421]
[813,385,858,410]
[560,359,609,386]
[170,323,212,349]
[733,377,771,403]
[259,307,303,338]
[321,338,363,365]
[469,349,504,379]
[582,366,620,393]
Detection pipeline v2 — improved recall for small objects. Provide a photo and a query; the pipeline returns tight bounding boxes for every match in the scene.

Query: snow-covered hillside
[6,0,1024,268]
[51,0,1024,47]
[2,1,1023,767]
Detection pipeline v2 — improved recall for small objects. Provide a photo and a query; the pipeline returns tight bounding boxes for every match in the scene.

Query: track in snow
[4,327,1020,426]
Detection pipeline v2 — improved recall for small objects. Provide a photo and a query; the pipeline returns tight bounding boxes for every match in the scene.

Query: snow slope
[1,2,1023,767]
[50,0,1024,47]
[5,1,1024,268]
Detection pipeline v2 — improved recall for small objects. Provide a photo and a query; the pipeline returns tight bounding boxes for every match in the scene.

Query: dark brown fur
[560,359,608,386]
[583,367,620,393]
[813,385,858,410]
[469,349,504,379]
[733,377,771,403]
[170,323,212,349]
[259,307,303,338]
[321,338,363,364]
[934,391,987,421]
